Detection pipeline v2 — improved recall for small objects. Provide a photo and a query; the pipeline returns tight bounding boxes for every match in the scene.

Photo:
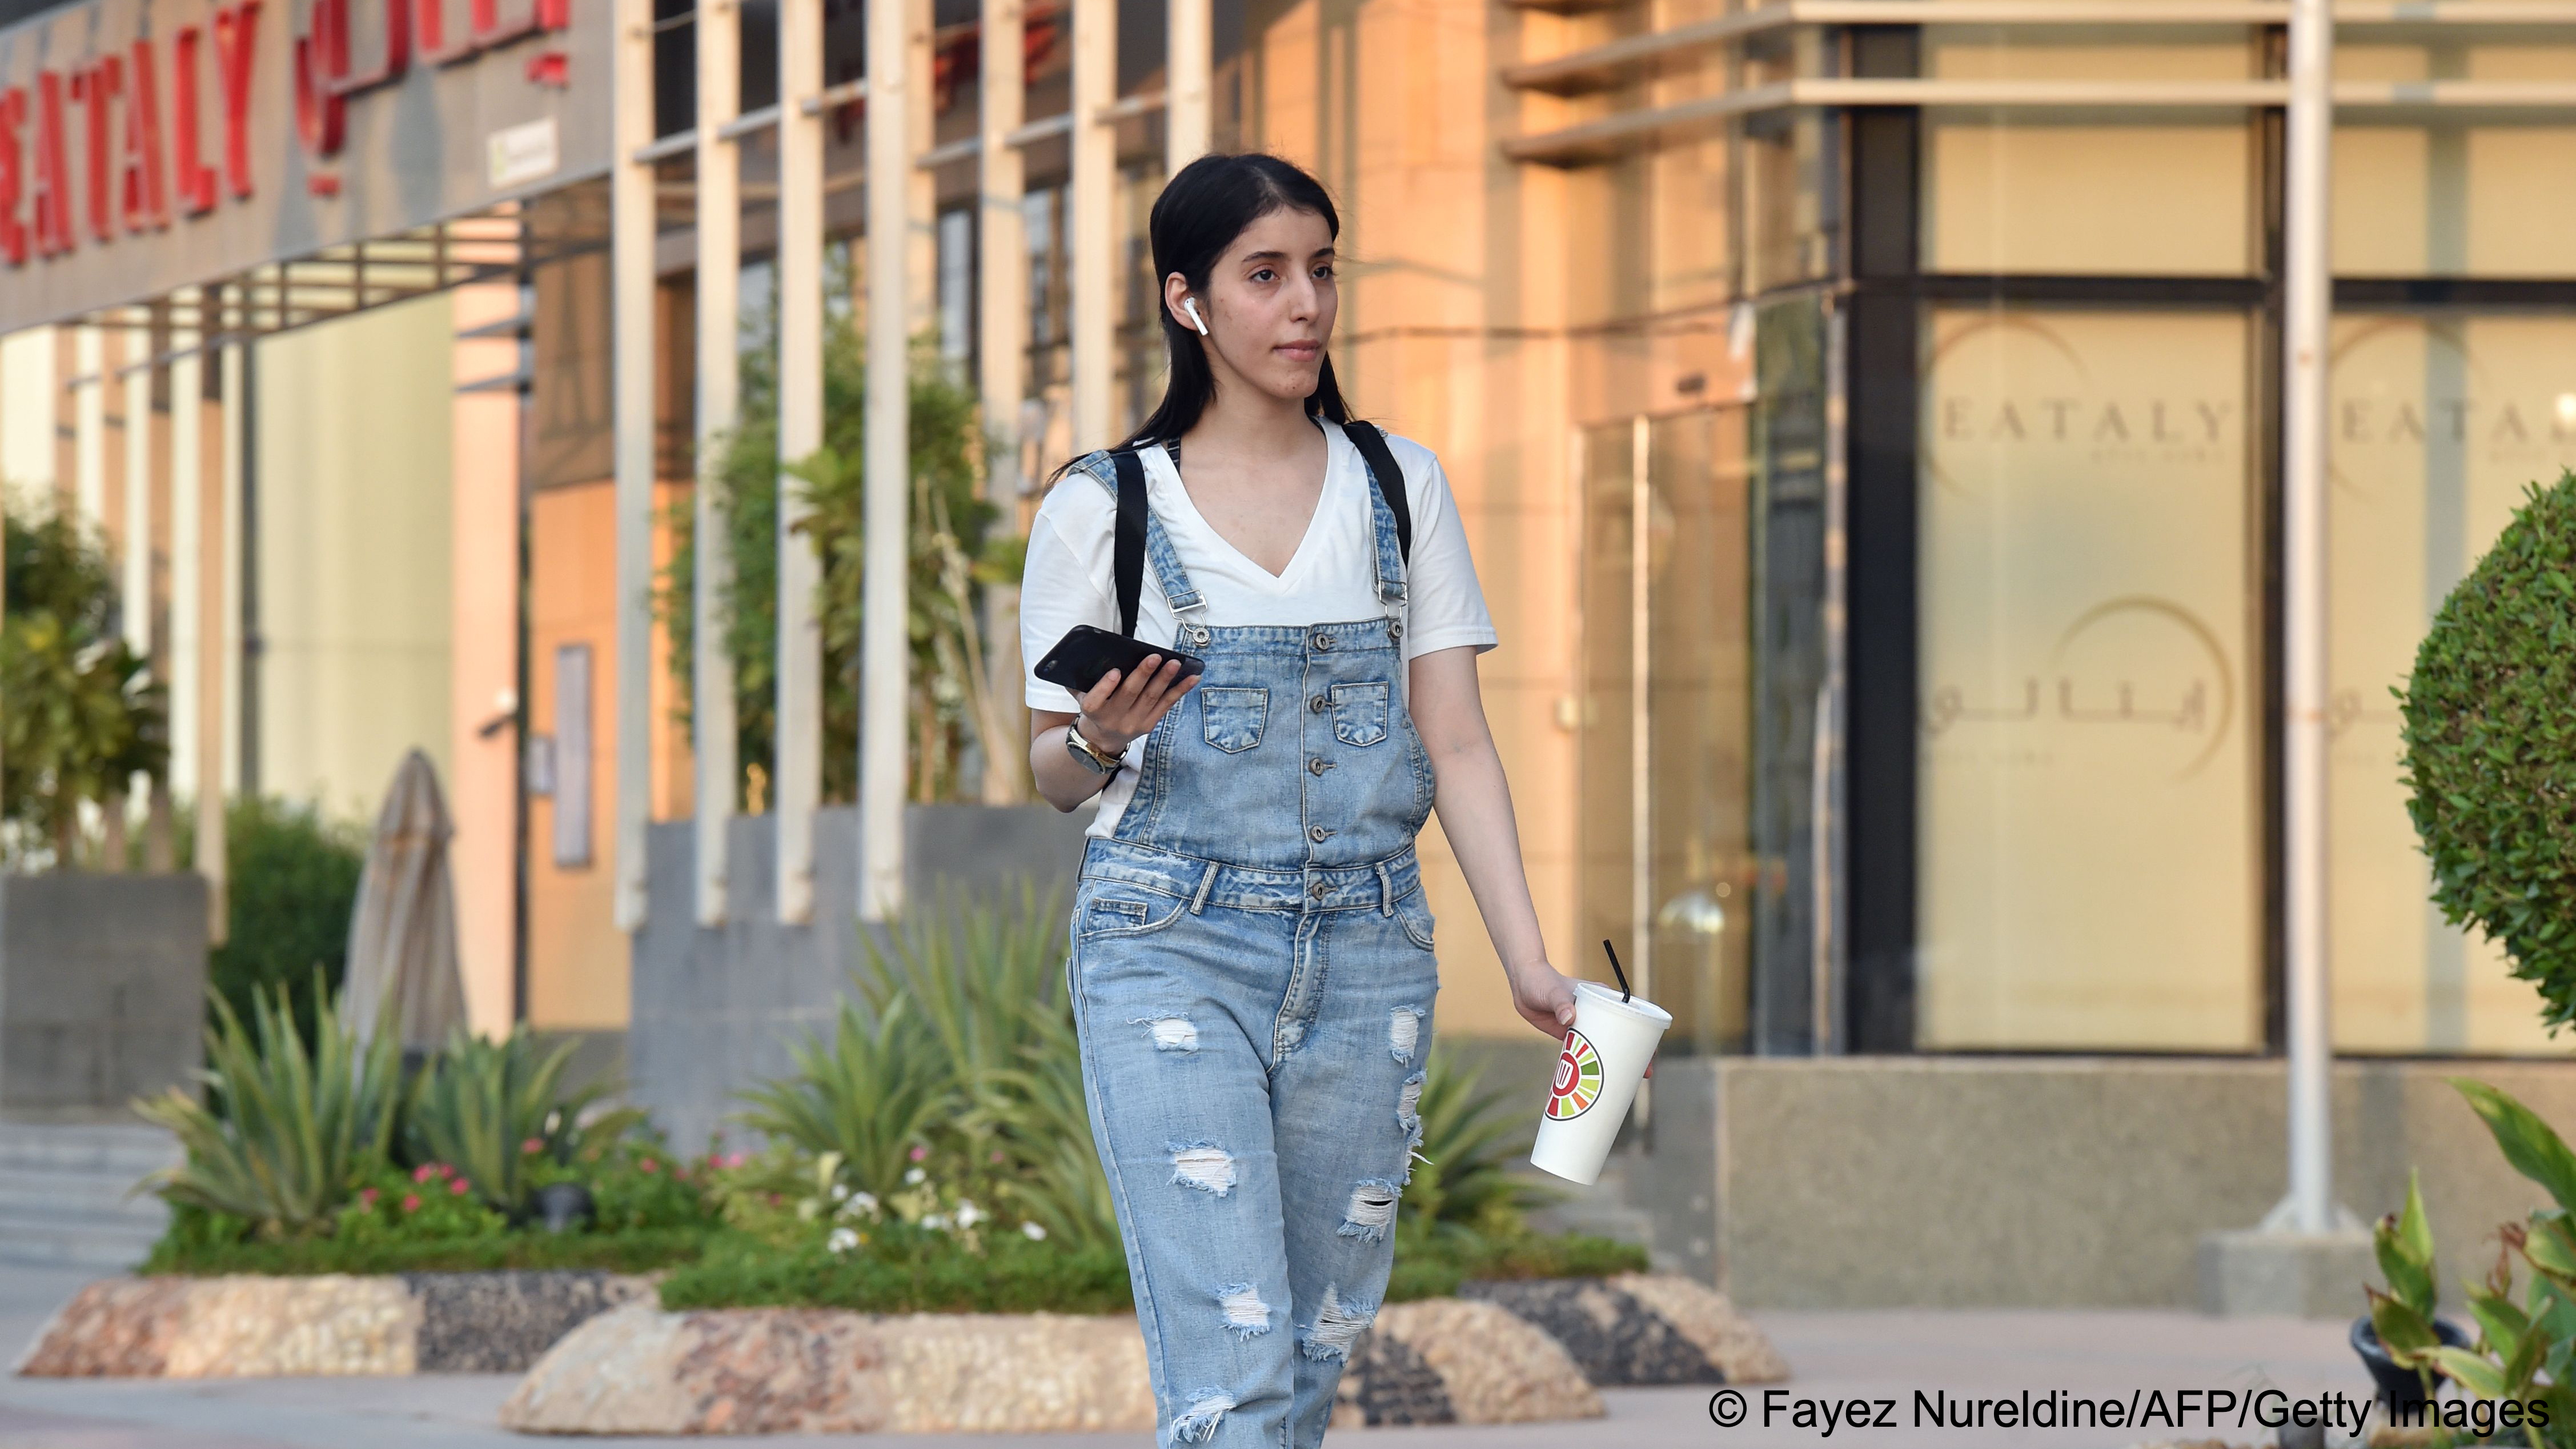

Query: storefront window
[1915,306,2262,1050]
[1578,408,1755,1055]
[2334,45,2576,278]
[1920,31,2260,276]
[2327,314,2576,1052]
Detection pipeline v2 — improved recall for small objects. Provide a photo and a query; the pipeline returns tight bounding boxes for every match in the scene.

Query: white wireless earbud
[1182,298,1210,337]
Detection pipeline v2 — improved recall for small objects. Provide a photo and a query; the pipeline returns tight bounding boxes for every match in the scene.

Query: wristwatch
[1065,721,1126,777]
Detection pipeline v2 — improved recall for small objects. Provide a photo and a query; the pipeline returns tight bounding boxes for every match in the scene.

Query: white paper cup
[1528,981,1672,1186]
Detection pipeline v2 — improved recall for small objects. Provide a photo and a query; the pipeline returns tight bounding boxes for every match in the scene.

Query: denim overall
[1064,442,1440,1447]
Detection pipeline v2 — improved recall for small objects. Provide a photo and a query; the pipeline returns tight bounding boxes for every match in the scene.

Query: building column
[694,0,743,926]
[860,0,916,919]
[1069,0,1114,452]
[611,0,660,932]
[1166,0,1209,171]
[977,0,1029,806]
[773,0,825,922]
[186,291,229,942]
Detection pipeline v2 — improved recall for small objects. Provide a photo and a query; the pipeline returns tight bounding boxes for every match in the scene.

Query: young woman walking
[1019,153,1580,1448]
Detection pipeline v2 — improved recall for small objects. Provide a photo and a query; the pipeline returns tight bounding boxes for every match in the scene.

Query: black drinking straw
[1600,939,1633,1003]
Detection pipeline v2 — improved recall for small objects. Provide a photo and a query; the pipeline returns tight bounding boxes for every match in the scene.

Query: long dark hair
[1056,154,1352,477]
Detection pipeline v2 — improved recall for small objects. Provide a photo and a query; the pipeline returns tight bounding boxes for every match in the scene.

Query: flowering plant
[332,1162,509,1246]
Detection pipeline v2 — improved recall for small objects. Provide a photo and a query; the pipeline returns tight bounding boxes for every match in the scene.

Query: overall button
[1307,881,1328,900]
[1307,757,1333,775]
[1309,825,1331,843]
[1310,695,1329,713]
[1390,622,1403,645]
[1312,632,1335,651]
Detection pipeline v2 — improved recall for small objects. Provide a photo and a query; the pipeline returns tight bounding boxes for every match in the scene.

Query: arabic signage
[0,0,611,333]
[1915,307,2261,1052]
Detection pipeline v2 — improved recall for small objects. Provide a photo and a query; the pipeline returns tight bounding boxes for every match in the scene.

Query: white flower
[826,1227,860,1255]
[1021,1221,1048,1242]
[921,1214,949,1232]
[904,1167,926,1186]
[954,1200,985,1228]
[830,1183,851,1202]
[838,1191,880,1220]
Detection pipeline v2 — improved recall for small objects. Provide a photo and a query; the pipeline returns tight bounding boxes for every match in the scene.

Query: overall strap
[1341,419,1411,564]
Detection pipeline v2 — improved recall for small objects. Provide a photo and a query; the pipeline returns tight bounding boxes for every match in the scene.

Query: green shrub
[1384,1228,1652,1303]
[141,1200,710,1276]
[202,796,368,1040]
[134,978,403,1238]
[2402,471,2576,1030]
[407,1026,644,1215]
[1,491,165,866]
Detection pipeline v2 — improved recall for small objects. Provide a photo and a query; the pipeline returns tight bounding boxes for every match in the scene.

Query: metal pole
[773,0,825,923]
[1166,0,1209,172]
[2281,0,2336,1235]
[611,0,659,932]
[1068,0,1115,452]
[859,0,914,921]
[694,0,743,927]
[978,0,1032,806]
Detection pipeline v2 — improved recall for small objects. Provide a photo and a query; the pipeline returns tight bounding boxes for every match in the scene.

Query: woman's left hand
[1507,959,1652,1079]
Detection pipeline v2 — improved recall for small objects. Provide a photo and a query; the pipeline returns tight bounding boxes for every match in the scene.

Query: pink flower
[521,1138,546,1155]
[989,1150,1005,1164]
[402,1194,423,1213]
[449,1178,470,1196]
[358,1187,379,1207]
[909,1145,928,1163]
[725,1153,745,1169]
[412,1164,435,1184]
[640,1158,659,1174]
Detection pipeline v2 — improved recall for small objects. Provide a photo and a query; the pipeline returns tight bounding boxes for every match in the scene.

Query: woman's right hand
[1076,655,1199,754]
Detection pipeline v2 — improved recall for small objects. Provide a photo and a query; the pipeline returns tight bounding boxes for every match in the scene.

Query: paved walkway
[3,1260,2363,1448]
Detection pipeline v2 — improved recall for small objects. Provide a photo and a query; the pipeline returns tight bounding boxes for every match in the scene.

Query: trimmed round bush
[2401,470,2576,1030]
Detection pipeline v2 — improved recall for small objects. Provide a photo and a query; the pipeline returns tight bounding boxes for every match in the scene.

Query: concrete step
[0,1121,180,1176]
[0,1208,163,1270]
[0,1120,179,1272]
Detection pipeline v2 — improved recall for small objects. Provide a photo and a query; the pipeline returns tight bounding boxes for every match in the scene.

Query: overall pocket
[1076,890,1191,940]
[1199,686,1270,754]
[1331,681,1390,747]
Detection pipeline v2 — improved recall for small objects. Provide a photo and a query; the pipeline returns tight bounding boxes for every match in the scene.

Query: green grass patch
[139,1226,713,1277]
[653,1224,1649,1315]
[658,1231,1134,1314]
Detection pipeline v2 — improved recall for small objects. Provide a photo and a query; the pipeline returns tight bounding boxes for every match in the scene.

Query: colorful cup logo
[1547,1028,1604,1121]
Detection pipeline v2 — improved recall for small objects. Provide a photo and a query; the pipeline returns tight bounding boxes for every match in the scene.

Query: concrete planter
[0,872,208,1113]
[628,804,1090,1152]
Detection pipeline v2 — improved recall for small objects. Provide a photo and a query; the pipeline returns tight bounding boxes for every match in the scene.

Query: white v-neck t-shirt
[1019,422,1498,838]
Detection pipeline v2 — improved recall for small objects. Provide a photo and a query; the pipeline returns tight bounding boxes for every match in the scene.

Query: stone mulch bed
[14,1268,1788,1434]
[15,1271,649,1377]
[499,1274,1787,1435]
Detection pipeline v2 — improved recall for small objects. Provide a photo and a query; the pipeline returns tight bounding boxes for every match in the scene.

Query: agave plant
[1403,1043,1560,1232]
[734,992,958,1199]
[407,1026,644,1214]
[983,1002,1121,1252]
[133,976,403,1238]
[854,879,1068,1091]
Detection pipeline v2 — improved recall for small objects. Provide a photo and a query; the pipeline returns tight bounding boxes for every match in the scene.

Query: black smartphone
[1034,625,1207,697]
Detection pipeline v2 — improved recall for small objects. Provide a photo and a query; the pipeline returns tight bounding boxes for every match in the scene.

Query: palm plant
[407,1025,644,1214]
[984,1003,1121,1252]
[133,977,403,1238]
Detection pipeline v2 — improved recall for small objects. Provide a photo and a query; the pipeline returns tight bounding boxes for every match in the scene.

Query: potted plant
[2357,1170,2472,1413]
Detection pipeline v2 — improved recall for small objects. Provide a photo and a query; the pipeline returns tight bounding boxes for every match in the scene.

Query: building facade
[7,0,2576,1300]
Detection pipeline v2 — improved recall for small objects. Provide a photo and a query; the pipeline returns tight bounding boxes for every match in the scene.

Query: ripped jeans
[1070,838,1441,1448]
